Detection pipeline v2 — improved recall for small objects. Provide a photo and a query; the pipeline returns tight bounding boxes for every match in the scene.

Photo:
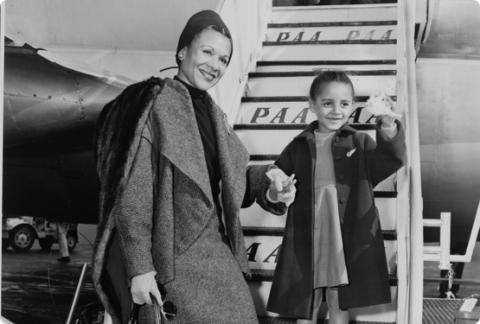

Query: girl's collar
[295,121,357,140]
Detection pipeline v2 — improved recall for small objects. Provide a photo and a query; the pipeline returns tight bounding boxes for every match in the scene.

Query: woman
[92,10,292,324]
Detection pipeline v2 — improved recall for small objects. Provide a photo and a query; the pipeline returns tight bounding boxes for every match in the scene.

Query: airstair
[213,1,420,323]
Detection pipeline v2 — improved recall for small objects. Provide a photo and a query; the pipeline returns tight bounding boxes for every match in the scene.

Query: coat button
[339,175,345,181]
[339,197,346,204]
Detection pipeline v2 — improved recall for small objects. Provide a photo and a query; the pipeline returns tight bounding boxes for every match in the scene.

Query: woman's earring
[178,54,183,61]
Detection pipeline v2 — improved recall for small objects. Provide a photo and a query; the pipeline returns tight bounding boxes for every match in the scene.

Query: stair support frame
[423,213,451,270]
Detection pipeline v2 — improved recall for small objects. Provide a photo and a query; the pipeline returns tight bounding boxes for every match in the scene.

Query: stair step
[258,59,396,66]
[250,279,397,320]
[266,24,397,43]
[241,95,396,102]
[256,60,397,72]
[243,227,397,240]
[244,236,397,274]
[271,5,398,24]
[240,193,398,230]
[250,269,398,286]
[262,43,396,61]
[268,21,397,28]
[234,123,376,130]
[423,299,465,324]
[264,39,396,46]
[247,73,396,97]
[250,70,397,77]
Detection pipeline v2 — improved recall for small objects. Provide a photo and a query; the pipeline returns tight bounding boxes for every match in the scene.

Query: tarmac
[1,224,98,324]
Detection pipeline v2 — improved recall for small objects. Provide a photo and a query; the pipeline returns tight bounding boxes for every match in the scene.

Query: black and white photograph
[1,0,480,323]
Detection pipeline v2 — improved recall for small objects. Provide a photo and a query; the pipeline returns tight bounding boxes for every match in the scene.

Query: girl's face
[176,29,232,91]
[309,82,354,133]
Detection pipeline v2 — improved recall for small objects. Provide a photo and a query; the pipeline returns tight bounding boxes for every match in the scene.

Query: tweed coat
[92,77,275,323]
[266,120,407,319]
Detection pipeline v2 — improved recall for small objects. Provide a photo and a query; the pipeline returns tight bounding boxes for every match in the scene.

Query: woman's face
[177,29,232,91]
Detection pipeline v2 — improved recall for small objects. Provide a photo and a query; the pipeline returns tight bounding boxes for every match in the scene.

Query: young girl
[266,71,407,323]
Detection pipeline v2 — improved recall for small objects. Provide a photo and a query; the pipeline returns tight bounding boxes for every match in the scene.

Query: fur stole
[92,77,163,323]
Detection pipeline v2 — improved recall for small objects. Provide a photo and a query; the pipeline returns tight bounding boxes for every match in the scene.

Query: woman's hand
[131,271,163,306]
[266,169,297,207]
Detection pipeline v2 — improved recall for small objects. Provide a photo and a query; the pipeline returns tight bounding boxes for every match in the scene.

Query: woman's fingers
[151,286,163,307]
[274,175,284,192]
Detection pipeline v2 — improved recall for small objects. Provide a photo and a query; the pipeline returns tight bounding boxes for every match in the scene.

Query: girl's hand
[366,94,402,127]
[375,95,400,127]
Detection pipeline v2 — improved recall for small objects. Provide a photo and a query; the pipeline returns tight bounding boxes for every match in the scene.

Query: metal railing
[213,0,272,125]
[423,213,452,270]
[396,0,424,323]
[424,201,480,266]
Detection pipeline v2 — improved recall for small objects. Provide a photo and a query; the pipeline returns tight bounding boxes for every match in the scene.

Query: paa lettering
[249,107,375,124]
[276,32,321,42]
[250,107,310,124]
[347,30,393,40]
[348,107,376,124]
[275,30,393,42]
[246,242,282,263]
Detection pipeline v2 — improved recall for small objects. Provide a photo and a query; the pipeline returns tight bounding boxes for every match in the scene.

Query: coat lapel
[151,79,213,205]
[206,96,250,256]
[207,98,249,212]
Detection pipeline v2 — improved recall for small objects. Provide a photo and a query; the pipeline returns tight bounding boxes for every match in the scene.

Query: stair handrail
[213,0,271,125]
[396,0,424,323]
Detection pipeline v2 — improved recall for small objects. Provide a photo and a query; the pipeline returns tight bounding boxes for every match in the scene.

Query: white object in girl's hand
[365,94,402,119]
[266,170,296,207]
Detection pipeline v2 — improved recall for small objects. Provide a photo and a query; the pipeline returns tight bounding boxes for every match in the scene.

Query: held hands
[266,168,297,207]
[131,271,163,306]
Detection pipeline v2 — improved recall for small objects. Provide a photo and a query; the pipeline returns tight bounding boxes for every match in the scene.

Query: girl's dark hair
[309,71,355,101]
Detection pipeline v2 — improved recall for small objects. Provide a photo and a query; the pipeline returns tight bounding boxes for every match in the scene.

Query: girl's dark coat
[266,120,407,319]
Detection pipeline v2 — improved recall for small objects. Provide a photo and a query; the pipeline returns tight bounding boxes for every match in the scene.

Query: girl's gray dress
[313,131,349,288]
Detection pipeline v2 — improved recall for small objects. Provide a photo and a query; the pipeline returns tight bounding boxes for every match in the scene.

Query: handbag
[129,288,177,324]
[76,282,176,324]
[75,302,105,324]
